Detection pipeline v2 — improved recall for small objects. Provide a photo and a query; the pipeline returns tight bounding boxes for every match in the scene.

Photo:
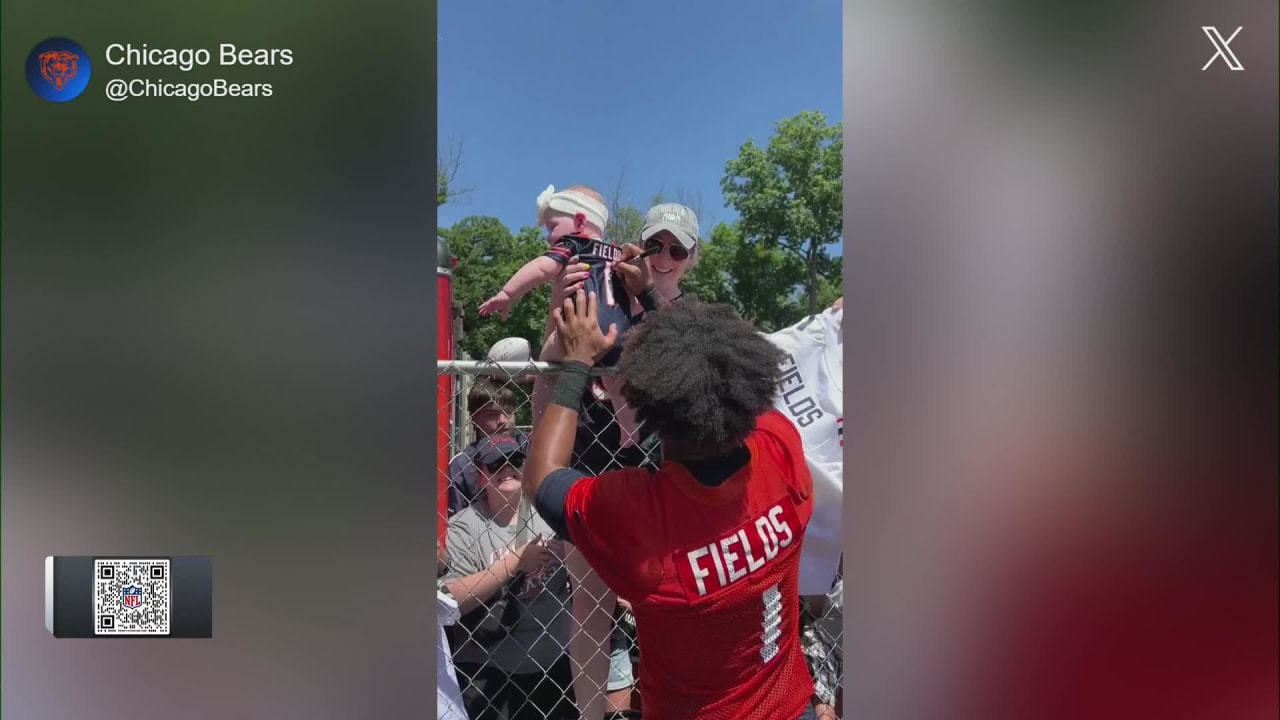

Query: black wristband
[639,287,663,312]
[551,361,591,410]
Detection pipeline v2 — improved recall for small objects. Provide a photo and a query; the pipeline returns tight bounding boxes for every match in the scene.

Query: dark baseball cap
[640,203,699,250]
[475,435,525,467]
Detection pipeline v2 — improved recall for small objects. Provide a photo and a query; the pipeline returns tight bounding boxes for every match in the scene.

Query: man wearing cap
[447,377,530,518]
[442,434,577,720]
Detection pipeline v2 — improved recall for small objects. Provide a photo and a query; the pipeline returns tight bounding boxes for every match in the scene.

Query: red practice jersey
[564,409,816,720]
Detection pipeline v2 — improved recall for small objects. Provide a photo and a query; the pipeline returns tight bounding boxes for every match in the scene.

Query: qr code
[93,558,171,636]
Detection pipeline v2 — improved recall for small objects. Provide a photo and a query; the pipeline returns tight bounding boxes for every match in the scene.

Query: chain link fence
[437,359,843,720]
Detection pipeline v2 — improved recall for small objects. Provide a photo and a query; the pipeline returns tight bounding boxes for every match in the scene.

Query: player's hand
[831,296,842,311]
[552,256,592,298]
[553,289,618,365]
[616,597,633,614]
[512,539,552,574]
[479,291,513,320]
[613,243,654,297]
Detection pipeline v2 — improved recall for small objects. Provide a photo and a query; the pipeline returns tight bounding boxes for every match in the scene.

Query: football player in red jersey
[523,288,818,720]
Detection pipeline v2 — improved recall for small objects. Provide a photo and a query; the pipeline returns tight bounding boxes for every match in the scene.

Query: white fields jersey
[437,590,469,719]
[766,307,843,595]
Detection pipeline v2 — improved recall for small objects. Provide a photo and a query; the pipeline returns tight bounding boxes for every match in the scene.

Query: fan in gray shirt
[442,434,578,720]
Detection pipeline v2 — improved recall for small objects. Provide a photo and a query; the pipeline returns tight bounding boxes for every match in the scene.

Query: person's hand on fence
[479,290,514,319]
[553,289,618,365]
[614,243,655,297]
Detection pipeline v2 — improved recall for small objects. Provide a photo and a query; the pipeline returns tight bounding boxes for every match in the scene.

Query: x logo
[1202,26,1244,71]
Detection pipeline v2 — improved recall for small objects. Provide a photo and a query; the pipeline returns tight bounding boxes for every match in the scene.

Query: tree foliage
[608,205,645,247]
[683,222,839,332]
[693,222,807,331]
[721,110,842,315]
[441,216,551,360]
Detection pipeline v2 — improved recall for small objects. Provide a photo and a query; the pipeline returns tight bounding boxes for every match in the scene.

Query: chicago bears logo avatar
[26,38,93,102]
[39,50,79,90]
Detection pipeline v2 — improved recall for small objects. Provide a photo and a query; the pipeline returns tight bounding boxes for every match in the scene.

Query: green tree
[721,111,843,315]
[684,222,836,332]
[443,216,552,361]
[680,221,733,306]
[607,205,645,247]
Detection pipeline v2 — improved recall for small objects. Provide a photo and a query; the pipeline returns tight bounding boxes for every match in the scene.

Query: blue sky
[438,0,841,236]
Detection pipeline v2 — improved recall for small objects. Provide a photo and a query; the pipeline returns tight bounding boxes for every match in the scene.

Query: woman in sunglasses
[554,202,700,316]
[634,202,699,307]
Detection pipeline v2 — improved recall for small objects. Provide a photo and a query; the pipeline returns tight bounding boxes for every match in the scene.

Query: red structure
[436,236,455,546]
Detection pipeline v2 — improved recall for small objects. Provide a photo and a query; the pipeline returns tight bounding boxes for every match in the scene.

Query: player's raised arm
[523,289,618,499]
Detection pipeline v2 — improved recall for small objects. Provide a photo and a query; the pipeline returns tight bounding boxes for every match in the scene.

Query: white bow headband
[536,185,609,233]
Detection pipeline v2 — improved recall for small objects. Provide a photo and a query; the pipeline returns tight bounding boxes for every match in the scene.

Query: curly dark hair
[618,300,785,452]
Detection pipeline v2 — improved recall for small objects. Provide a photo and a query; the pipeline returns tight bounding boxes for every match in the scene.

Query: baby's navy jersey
[543,234,635,365]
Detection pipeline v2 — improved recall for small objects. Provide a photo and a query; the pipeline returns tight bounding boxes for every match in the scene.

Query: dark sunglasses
[643,237,691,262]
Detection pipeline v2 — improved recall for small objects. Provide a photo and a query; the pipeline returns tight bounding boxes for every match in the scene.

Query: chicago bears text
[104,44,293,72]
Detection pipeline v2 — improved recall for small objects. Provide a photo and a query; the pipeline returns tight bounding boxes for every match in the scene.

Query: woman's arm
[442,553,519,615]
[546,257,591,333]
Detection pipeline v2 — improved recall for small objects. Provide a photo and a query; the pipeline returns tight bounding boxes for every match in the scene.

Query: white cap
[639,203,699,249]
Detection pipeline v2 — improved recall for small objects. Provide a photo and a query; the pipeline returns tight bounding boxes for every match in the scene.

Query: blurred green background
[3,1,437,717]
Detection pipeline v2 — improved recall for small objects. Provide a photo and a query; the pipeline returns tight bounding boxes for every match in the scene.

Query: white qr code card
[93,558,171,636]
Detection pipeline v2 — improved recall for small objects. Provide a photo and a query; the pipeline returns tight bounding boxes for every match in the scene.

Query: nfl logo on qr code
[94,558,172,636]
